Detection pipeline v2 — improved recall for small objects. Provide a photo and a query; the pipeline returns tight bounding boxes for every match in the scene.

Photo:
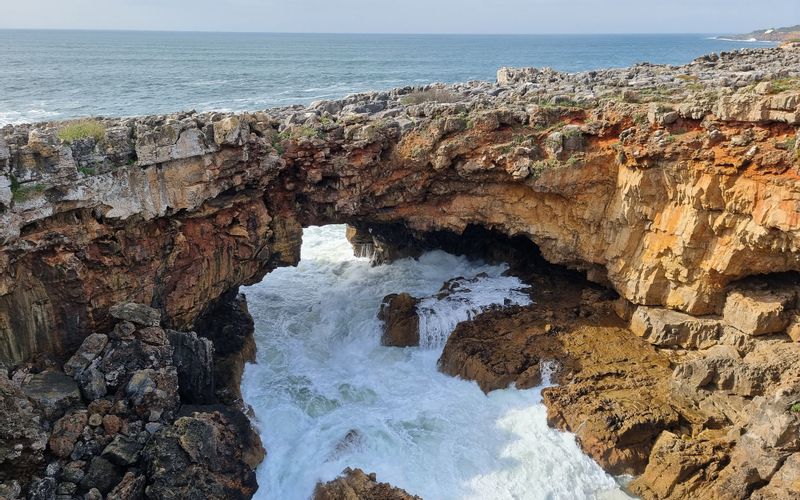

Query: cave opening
[236,223,628,499]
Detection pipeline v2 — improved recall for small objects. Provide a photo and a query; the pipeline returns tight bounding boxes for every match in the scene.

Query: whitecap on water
[241,225,630,500]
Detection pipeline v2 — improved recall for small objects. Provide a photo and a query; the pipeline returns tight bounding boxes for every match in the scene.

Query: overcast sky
[0,0,797,34]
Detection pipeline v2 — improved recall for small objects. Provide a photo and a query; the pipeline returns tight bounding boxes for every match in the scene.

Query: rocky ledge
[1,44,800,498]
[436,264,799,499]
[0,300,263,499]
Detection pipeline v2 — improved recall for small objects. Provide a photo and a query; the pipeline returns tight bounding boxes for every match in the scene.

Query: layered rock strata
[438,266,800,499]
[2,46,800,365]
[1,45,800,498]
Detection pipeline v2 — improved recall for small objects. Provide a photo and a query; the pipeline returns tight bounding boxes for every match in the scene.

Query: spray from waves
[241,225,628,500]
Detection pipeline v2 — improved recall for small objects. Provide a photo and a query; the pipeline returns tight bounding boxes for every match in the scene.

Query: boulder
[107,472,146,500]
[125,367,179,418]
[167,330,215,404]
[629,306,721,348]
[80,456,122,494]
[63,333,108,376]
[21,370,81,420]
[786,314,800,342]
[377,293,420,347]
[142,411,260,499]
[75,360,107,401]
[136,326,168,346]
[26,477,56,500]
[313,468,421,500]
[102,434,144,467]
[723,288,794,336]
[49,411,88,459]
[109,303,161,327]
[752,453,800,499]
[0,376,48,482]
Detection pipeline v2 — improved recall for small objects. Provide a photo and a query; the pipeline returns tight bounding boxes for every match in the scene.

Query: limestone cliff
[2,46,799,365]
[0,46,800,497]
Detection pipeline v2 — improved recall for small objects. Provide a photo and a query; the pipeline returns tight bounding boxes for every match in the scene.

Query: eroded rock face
[2,47,800,365]
[439,263,800,498]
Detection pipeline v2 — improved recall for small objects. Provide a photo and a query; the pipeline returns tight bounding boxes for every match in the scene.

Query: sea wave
[0,109,62,125]
[711,37,776,43]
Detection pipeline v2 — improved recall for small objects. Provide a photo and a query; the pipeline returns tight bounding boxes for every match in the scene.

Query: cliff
[2,46,799,364]
[1,44,800,498]
[721,25,800,42]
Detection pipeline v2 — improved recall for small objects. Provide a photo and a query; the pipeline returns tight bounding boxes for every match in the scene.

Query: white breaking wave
[241,225,628,500]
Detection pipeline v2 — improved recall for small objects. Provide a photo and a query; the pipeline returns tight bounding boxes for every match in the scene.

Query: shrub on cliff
[57,119,106,143]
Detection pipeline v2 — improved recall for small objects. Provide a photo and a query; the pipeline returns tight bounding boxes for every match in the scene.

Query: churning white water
[241,225,628,500]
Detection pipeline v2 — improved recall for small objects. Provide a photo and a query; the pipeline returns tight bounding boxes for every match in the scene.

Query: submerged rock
[313,468,421,500]
[378,293,420,347]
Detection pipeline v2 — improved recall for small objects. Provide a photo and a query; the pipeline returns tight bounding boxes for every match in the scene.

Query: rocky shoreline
[1,43,800,498]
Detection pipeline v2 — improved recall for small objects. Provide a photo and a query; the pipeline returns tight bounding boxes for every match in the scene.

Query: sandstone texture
[377,293,421,347]
[439,263,800,498]
[1,46,800,499]
[2,46,800,364]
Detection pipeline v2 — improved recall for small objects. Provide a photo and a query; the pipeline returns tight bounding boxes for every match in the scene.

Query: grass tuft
[57,119,106,144]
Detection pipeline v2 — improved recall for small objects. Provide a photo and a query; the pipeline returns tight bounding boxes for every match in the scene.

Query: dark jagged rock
[20,370,81,420]
[193,291,256,404]
[142,410,261,500]
[107,472,145,500]
[80,456,122,494]
[167,330,215,404]
[0,375,48,483]
[26,476,56,500]
[0,303,264,498]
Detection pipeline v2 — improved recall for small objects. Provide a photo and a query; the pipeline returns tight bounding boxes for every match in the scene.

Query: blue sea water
[0,30,776,125]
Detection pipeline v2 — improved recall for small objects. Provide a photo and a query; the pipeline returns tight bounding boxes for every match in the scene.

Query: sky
[0,0,797,34]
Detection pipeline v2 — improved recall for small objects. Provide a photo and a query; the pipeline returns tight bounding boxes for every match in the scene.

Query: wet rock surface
[378,293,421,347]
[313,468,422,500]
[439,267,800,498]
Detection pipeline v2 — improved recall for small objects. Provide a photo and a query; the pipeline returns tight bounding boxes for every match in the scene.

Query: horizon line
[0,27,738,37]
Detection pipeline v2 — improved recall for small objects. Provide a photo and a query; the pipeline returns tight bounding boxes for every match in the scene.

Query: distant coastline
[716,24,800,42]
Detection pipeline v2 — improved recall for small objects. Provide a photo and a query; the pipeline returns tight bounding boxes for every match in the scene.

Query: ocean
[0,30,776,125]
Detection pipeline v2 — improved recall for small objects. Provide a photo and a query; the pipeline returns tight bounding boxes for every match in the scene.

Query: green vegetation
[271,132,286,155]
[768,78,800,94]
[565,154,583,167]
[498,134,532,155]
[791,402,800,413]
[528,158,562,179]
[77,166,97,176]
[57,119,106,144]
[400,89,460,105]
[10,175,46,202]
